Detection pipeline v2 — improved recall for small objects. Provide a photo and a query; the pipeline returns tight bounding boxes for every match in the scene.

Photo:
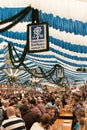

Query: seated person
[71,96,81,129]
[74,108,85,130]
[30,113,51,130]
[19,104,39,130]
[29,99,42,117]
[1,106,26,130]
[46,105,58,125]
[79,117,87,130]
[55,98,63,113]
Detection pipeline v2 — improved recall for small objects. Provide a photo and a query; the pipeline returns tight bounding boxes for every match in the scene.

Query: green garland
[0,6,31,25]
[0,6,32,33]
[4,6,65,85]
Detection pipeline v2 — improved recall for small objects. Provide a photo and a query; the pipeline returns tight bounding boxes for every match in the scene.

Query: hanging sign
[56,65,64,78]
[27,22,49,52]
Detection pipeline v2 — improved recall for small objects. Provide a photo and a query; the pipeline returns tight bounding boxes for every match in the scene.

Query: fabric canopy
[0,0,87,86]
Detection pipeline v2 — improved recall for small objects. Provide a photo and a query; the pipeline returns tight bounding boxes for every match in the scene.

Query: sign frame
[27,22,49,53]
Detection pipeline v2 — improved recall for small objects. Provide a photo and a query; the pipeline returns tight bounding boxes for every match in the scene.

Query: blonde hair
[80,118,87,130]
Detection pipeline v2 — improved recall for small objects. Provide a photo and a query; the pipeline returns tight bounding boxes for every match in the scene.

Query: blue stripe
[39,11,87,36]
[2,31,26,40]
[50,47,87,61]
[0,7,32,22]
[65,74,86,81]
[2,37,87,68]
[55,56,87,68]
[49,36,87,54]
[2,31,87,54]
[13,50,87,68]
[0,64,6,69]
[4,39,25,48]
[0,58,5,61]
[0,7,87,36]
[15,41,87,62]
[9,42,87,67]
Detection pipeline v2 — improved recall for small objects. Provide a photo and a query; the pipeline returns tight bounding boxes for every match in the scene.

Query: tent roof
[0,0,87,86]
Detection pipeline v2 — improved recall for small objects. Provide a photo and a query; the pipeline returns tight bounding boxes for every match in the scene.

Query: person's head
[71,96,79,106]
[55,98,62,106]
[7,106,16,118]
[46,106,55,118]
[29,99,36,108]
[37,97,43,103]
[19,104,29,116]
[40,113,51,128]
[21,98,28,105]
[75,108,85,123]
[3,100,9,108]
[80,118,87,130]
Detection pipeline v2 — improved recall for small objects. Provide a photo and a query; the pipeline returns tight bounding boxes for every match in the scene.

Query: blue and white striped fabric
[0,0,87,85]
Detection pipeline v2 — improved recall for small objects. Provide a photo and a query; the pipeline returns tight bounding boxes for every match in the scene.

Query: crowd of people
[0,85,87,130]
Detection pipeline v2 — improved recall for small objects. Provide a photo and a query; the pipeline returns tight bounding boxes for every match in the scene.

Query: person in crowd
[71,96,82,129]
[30,113,51,130]
[61,94,67,107]
[29,99,42,117]
[71,96,81,116]
[55,98,63,113]
[79,118,87,130]
[1,100,9,121]
[1,106,26,130]
[0,94,4,125]
[19,104,39,130]
[74,108,85,130]
[21,98,29,106]
[37,97,46,115]
[46,105,58,125]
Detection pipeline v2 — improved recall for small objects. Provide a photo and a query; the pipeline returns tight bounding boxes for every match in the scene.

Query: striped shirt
[1,116,26,130]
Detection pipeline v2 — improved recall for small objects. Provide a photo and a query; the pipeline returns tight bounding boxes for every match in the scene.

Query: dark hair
[29,99,36,106]
[19,105,29,115]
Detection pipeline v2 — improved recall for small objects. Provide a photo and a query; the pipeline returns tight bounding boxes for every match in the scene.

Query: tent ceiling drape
[0,0,87,86]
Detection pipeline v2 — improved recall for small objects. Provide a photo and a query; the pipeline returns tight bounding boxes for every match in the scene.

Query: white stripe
[50,43,87,58]
[52,51,87,65]
[14,48,86,70]
[0,62,5,66]
[0,0,87,22]
[1,33,86,68]
[49,27,87,46]
[0,35,26,46]
[26,54,77,71]
[6,122,25,130]
[1,25,87,58]
[16,41,87,61]
[26,46,87,65]
[5,22,87,47]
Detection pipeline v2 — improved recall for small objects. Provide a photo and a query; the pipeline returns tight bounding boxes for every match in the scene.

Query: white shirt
[30,122,44,130]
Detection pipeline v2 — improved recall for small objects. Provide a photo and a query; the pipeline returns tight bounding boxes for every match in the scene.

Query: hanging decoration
[27,8,49,53]
[8,43,65,85]
[0,5,67,86]
[0,6,32,33]
[8,42,65,85]
[27,22,49,53]
[76,68,87,73]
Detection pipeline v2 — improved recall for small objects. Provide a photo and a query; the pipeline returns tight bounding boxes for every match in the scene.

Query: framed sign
[56,65,64,78]
[27,22,49,52]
